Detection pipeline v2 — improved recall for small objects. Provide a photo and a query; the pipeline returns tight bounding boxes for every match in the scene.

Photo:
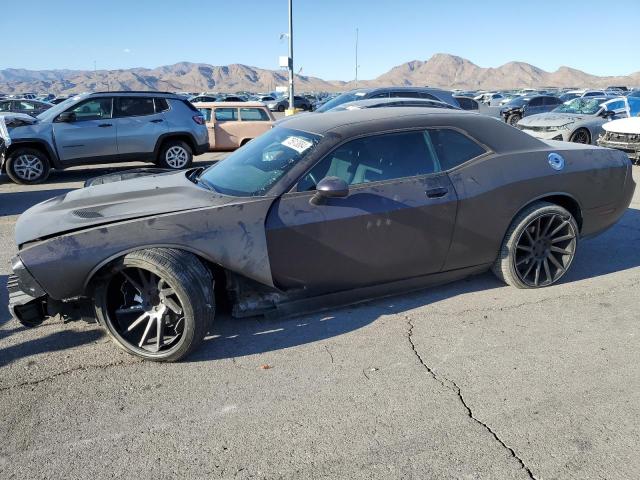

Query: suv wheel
[6,148,51,184]
[158,140,193,170]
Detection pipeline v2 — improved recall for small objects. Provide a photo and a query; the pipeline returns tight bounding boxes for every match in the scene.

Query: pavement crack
[405,316,537,480]
[0,359,141,392]
[324,345,334,364]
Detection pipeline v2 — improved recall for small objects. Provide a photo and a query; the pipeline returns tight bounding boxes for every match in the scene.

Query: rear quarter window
[240,108,270,121]
[427,129,486,171]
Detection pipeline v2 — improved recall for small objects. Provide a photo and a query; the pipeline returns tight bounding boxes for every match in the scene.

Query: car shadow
[0,329,104,368]
[187,272,503,363]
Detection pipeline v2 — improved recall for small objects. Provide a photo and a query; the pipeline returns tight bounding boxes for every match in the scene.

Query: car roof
[280,107,544,154]
[190,101,267,108]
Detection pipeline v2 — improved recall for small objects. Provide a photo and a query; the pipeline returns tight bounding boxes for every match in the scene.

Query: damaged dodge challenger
[8,108,636,361]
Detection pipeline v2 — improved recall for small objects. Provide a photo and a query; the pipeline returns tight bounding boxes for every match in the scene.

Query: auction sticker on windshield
[281,136,313,154]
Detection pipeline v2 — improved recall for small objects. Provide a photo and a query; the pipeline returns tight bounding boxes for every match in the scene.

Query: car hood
[518,112,591,127]
[602,116,640,134]
[15,170,230,245]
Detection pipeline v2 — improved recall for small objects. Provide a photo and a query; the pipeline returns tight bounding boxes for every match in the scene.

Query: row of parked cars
[1,85,638,185]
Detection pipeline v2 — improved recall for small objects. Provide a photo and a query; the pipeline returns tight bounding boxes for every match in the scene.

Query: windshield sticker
[281,136,313,154]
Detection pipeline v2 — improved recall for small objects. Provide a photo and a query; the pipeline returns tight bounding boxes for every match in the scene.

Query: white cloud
[123,48,131,54]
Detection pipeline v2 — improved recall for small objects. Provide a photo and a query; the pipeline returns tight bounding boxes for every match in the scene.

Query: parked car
[315,87,460,113]
[218,95,246,102]
[598,116,640,164]
[0,99,53,117]
[255,95,276,102]
[516,97,631,144]
[326,97,458,111]
[189,95,219,103]
[475,92,505,106]
[192,101,274,150]
[500,95,563,125]
[8,108,635,361]
[2,91,209,184]
[267,95,314,112]
[453,96,480,111]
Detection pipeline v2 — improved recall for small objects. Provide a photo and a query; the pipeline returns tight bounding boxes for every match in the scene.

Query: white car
[598,116,640,164]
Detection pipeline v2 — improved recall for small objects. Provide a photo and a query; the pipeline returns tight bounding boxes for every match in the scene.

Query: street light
[287,0,294,115]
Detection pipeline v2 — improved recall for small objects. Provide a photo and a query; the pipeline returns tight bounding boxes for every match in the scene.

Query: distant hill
[1,54,638,95]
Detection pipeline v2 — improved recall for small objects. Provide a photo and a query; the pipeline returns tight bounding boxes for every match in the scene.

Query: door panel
[265,174,458,293]
[213,107,241,149]
[114,97,168,154]
[53,97,116,162]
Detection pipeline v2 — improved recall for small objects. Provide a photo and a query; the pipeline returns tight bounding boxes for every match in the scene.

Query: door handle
[150,119,163,123]
[98,123,113,128]
[426,187,448,198]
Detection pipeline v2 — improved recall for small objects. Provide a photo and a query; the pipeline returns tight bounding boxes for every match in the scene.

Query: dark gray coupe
[8,108,635,361]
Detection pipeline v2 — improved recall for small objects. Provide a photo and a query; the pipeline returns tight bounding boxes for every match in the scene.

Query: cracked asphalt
[1,160,639,480]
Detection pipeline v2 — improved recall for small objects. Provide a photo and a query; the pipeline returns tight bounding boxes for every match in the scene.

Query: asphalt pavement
[0,158,639,480]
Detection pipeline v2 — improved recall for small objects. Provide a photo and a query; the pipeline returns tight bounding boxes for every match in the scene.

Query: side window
[214,108,238,121]
[240,108,270,121]
[528,97,543,107]
[369,92,389,99]
[154,97,170,112]
[115,97,155,117]
[296,130,437,191]
[0,101,10,111]
[426,129,486,171]
[68,98,113,121]
[198,108,212,121]
[18,101,36,110]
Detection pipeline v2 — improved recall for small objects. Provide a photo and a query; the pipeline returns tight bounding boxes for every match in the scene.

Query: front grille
[601,131,640,143]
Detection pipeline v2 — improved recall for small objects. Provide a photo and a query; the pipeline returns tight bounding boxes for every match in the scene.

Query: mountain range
[1,54,639,95]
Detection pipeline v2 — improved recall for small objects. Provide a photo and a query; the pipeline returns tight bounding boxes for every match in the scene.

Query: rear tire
[492,202,578,289]
[94,248,214,362]
[278,105,285,113]
[157,140,193,170]
[5,147,51,184]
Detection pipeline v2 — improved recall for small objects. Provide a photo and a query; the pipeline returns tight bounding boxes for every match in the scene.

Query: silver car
[516,97,631,144]
[2,91,209,184]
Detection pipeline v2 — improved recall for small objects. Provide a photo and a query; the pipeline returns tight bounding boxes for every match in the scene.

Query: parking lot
[0,158,638,479]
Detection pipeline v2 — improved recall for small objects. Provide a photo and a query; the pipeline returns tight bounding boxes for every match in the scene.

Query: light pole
[287,0,294,114]
[355,28,359,88]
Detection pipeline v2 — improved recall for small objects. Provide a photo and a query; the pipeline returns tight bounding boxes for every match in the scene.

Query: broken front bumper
[8,256,48,326]
[598,132,640,162]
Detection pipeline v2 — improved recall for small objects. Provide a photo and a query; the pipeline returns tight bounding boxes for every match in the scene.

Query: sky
[3,0,640,80]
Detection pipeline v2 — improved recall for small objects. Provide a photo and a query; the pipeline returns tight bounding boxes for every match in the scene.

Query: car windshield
[36,95,81,121]
[553,98,603,115]
[315,90,369,112]
[198,127,322,197]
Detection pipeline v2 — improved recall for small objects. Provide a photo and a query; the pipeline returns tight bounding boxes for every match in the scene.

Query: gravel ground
[0,158,638,480]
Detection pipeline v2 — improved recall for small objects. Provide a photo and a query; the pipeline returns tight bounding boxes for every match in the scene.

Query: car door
[113,96,168,156]
[52,97,118,162]
[213,107,241,149]
[265,129,459,294]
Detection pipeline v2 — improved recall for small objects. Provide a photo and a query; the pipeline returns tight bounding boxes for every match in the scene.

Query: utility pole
[287,0,294,114]
[355,28,359,88]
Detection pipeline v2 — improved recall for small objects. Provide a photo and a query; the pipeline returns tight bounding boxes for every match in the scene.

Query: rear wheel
[157,140,193,170]
[5,148,51,184]
[278,105,285,112]
[507,113,522,126]
[94,248,214,362]
[492,202,578,289]
[569,128,591,144]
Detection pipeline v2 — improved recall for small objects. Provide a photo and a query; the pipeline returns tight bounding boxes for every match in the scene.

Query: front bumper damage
[8,256,94,327]
[598,131,640,164]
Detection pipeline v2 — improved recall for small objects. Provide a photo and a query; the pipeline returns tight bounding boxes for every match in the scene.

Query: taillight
[193,115,205,125]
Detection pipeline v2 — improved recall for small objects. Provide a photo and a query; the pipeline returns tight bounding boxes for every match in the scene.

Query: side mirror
[310,176,349,205]
[601,109,615,118]
[57,111,76,122]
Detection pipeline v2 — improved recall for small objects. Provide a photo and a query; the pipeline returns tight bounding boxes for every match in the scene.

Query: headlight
[556,123,573,131]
